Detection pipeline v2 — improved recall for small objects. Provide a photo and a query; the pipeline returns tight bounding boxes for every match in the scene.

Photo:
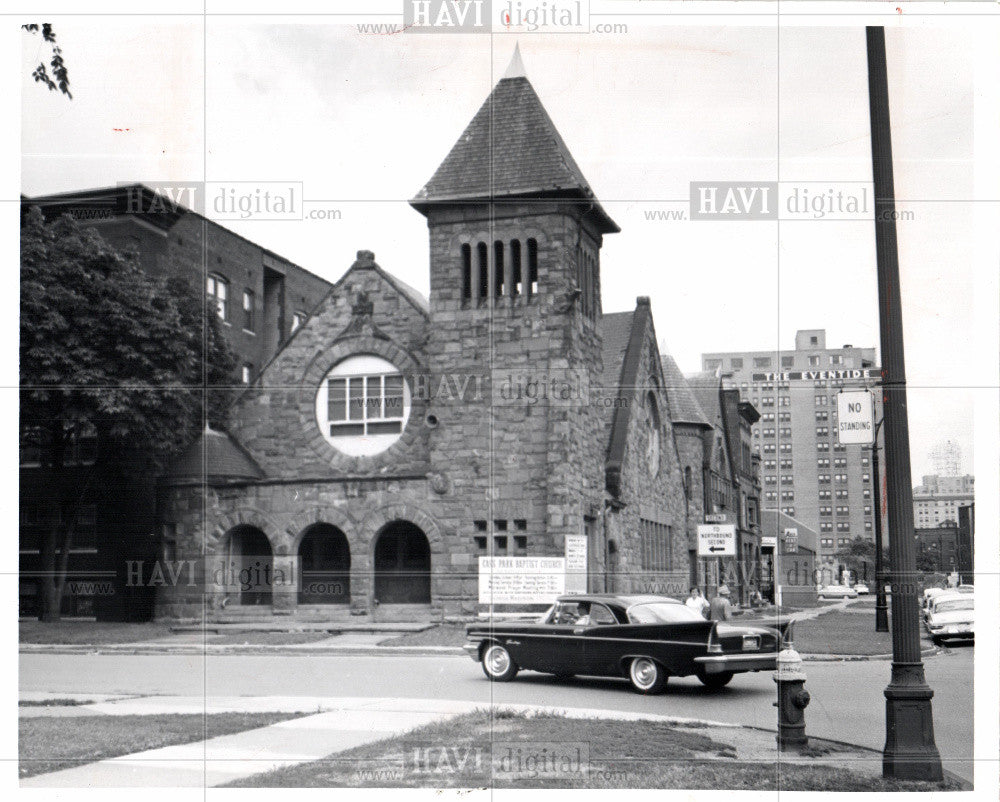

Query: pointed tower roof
[410,48,619,234]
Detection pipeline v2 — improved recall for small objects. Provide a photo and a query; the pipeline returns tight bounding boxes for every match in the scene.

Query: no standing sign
[837,391,876,445]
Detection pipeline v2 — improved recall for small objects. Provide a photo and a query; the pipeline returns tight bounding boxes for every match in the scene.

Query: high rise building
[702,329,880,564]
[913,474,975,528]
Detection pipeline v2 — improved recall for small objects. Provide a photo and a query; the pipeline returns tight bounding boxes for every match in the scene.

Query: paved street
[20,644,974,783]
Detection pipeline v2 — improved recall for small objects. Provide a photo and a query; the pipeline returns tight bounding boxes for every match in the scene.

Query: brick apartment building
[913,474,975,528]
[157,57,694,620]
[19,186,333,618]
[702,329,881,568]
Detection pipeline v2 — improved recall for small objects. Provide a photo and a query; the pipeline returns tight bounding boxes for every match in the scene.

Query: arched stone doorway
[298,523,351,604]
[373,521,431,604]
[223,524,273,606]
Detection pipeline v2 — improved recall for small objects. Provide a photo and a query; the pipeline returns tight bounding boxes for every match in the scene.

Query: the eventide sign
[752,368,881,382]
[836,391,876,445]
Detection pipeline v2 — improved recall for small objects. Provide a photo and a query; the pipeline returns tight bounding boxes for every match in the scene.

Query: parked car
[922,587,950,620]
[817,584,858,600]
[853,583,870,595]
[464,594,790,694]
[925,592,974,644]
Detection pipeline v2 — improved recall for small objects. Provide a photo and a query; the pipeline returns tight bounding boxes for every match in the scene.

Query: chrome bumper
[694,653,778,674]
[462,642,480,660]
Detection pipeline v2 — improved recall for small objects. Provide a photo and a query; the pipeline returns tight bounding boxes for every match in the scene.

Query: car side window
[589,604,616,626]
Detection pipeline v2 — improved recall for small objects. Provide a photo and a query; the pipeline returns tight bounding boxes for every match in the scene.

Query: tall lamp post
[871,415,888,632]
[866,26,943,781]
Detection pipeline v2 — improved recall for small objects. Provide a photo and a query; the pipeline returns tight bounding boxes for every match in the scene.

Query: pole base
[875,604,889,632]
[883,682,944,781]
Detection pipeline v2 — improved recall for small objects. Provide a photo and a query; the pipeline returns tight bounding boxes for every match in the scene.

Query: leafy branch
[23,23,71,99]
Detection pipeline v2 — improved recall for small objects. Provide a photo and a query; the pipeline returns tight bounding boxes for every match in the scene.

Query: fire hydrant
[772,645,810,749]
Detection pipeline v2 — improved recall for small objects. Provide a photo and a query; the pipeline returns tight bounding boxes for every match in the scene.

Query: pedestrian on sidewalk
[709,585,733,621]
[685,587,710,619]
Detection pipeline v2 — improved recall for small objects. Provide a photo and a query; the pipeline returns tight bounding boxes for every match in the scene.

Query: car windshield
[934,599,974,614]
[627,602,705,624]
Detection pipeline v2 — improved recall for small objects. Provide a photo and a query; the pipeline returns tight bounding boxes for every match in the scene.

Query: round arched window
[315,355,411,456]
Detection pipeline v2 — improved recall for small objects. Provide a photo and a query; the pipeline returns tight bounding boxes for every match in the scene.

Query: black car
[464,594,790,693]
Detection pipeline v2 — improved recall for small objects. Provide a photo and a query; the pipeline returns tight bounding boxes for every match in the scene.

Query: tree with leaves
[20,208,236,620]
[833,536,890,584]
[23,24,71,99]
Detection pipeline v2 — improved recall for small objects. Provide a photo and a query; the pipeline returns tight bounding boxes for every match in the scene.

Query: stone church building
[158,55,692,620]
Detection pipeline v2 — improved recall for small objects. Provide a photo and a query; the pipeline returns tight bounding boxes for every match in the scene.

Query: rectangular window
[527,238,538,299]
[329,373,405,437]
[816,411,828,421]
[830,354,844,365]
[817,442,829,452]
[242,290,255,332]
[815,395,828,407]
[640,519,671,571]
[207,274,228,321]
[816,427,829,437]
[781,355,794,367]
[753,357,772,368]
[779,443,792,453]
[862,473,871,483]
[778,396,790,407]
[808,355,820,366]
[731,357,743,369]
[241,364,253,385]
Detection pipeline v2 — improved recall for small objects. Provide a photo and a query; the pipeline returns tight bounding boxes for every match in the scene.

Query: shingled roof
[685,370,723,427]
[597,310,636,449]
[165,426,264,482]
[661,354,711,427]
[410,51,618,234]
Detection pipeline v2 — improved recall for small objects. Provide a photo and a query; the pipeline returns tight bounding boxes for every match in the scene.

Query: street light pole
[871,416,888,632]
[866,26,943,781]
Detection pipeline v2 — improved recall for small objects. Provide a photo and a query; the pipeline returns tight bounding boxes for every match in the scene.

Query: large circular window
[315,355,411,456]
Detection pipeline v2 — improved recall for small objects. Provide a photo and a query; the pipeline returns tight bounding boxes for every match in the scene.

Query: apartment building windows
[817,442,829,452]
[815,395,828,406]
[817,458,830,468]
[816,411,828,422]
[816,426,829,437]
[836,489,849,499]
[780,459,793,470]
[819,506,832,516]
[835,473,848,484]
[779,443,792,453]
[818,489,832,500]
[818,474,831,484]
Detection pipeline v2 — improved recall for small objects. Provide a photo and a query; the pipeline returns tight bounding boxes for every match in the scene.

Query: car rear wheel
[482,644,518,682]
[628,657,667,694]
[698,671,734,690]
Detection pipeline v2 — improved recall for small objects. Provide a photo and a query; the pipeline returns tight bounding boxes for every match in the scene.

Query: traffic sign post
[837,391,876,445]
[698,524,736,557]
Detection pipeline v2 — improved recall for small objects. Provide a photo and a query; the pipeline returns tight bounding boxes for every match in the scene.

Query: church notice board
[478,556,566,604]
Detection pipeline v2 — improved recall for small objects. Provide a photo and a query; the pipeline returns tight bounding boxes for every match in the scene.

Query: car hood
[928,609,974,626]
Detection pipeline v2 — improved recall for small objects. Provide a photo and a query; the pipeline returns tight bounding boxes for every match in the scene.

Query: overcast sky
[20,21,991,478]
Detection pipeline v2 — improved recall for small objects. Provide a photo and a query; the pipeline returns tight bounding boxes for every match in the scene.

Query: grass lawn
[19,712,305,778]
[379,623,467,648]
[20,620,173,644]
[792,609,893,655]
[225,710,959,790]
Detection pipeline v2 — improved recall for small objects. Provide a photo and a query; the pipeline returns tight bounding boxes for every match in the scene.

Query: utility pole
[866,26,943,781]
[871,415,888,632]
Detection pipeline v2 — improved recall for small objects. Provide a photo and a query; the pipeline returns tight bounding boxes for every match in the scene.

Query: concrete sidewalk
[21,695,748,787]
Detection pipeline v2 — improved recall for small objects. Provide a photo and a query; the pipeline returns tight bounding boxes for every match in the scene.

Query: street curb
[19,643,467,657]
[798,645,939,662]
[20,642,940,660]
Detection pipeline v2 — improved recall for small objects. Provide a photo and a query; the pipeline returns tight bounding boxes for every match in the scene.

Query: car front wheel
[482,644,519,682]
[698,671,734,690]
[628,657,667,694]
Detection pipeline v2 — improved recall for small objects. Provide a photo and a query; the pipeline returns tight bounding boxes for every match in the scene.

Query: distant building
[913,474,975,528]
[681,370,762,605]
[702,329,880,564]
[759,509,818,606]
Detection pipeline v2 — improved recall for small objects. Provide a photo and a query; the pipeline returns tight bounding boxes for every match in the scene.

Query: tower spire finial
[502,43,526,80]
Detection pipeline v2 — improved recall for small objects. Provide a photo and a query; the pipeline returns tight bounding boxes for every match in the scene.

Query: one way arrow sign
[697,524,736,557]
